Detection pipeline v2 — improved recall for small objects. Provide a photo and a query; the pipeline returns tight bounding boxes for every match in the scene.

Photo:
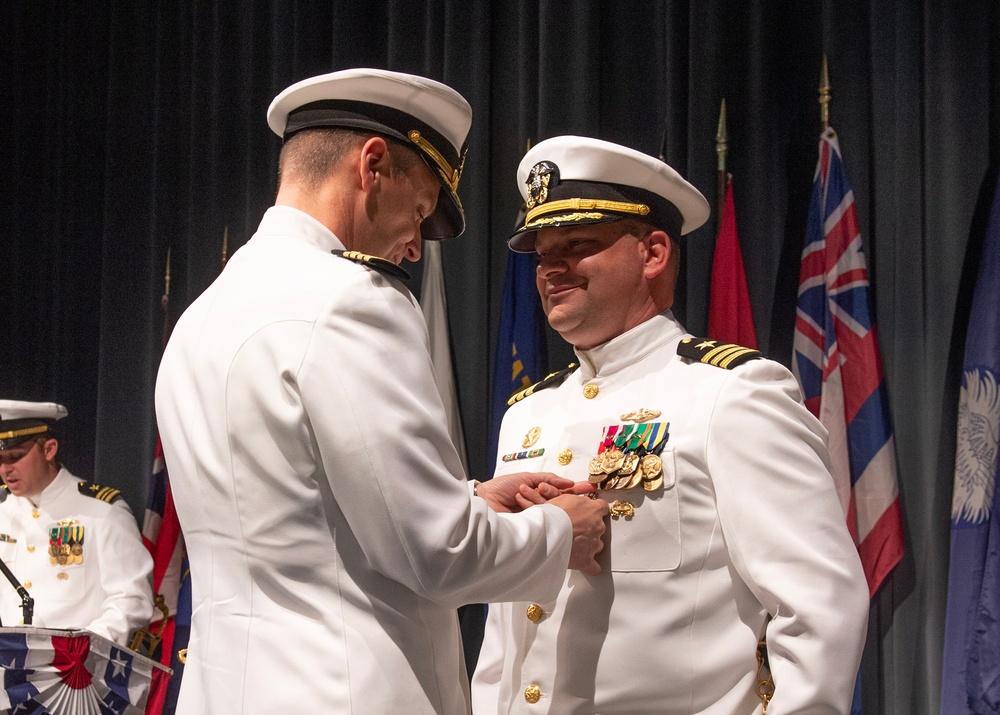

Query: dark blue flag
[163,554,191,712]
[941,175,1000,714]
[488,250,548,470]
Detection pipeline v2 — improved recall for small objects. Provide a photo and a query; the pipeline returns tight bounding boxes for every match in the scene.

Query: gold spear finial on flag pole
[221,226,229,269]
[819,54,831,130]
[161,247,172,349]
[163,247,171,302]
[716,98,729,228]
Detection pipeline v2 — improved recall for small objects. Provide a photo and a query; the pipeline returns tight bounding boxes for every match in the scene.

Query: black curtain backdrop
[2,2,998,712]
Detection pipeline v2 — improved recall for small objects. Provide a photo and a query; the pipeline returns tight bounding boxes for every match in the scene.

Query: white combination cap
[268,68,473,239]
[510,135,710,252]
[0,400,68,450]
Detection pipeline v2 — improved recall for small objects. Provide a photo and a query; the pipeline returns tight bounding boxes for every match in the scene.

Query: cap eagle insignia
[526,161,559,209]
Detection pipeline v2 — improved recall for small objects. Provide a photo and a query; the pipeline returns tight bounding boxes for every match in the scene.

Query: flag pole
[221,226,229,269]
[716,98,728,233]
[161,248,172,351]
[819,55,831,131]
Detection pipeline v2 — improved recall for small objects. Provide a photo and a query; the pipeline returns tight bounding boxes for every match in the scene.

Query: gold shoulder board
[677,338,763,369]
[507,363,579,406]
[78,481,122,504]
[332,250,410,280]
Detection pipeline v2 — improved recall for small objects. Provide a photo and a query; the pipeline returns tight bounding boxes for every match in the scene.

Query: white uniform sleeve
[707,360,869,714]
[298,270,572,607]
[84,499,155,645]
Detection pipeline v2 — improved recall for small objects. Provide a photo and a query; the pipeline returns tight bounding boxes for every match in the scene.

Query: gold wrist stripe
[525,198,649,225]
[0,425,49,440]
[408,130,465,193]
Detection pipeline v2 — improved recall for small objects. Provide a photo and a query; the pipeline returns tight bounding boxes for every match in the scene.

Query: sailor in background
[472,136,869,714]
[0,400,153,645]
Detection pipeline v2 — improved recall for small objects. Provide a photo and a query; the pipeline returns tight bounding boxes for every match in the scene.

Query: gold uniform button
[57,572,68,581]
[557,449,572,465]
[26,544,35,553]
[583,383,599,399]
[524,684,542,704]
[23,581,31,589]
[526,603,544,622]
[31,510,40,519]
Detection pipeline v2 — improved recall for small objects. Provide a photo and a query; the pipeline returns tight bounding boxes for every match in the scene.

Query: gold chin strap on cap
[524,198,650,226]
[407,130,465,193]
[0,425,49,441]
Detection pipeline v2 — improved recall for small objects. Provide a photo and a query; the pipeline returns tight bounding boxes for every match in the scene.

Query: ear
[42,438,58,462]
[358,136,391,194]
[641,230,672,279]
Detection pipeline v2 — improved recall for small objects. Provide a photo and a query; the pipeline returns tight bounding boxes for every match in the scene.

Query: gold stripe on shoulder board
[677,338,763,370]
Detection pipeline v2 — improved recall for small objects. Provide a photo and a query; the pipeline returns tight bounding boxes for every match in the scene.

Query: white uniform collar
[574,310,685,379]
[258,206,347,253]
[23,468,74,510]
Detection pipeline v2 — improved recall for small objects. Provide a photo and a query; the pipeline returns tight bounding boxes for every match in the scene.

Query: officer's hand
[476,472,583,513]
[547,494,609,576]
[514,479,596,509]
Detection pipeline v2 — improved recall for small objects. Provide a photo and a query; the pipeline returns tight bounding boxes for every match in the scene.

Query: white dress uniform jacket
[0,468,154,645]
[472,312,869,715]
[154,206,573,714]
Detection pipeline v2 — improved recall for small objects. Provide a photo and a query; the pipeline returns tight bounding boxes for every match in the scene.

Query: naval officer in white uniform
[0,400,154,645]
[155,70,608,714]
[472,136,869,714]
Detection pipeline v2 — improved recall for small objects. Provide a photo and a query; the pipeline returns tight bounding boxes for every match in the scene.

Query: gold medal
[618,453,639,476]
[643,472,664,491]
[602,449,625,474]
[622,467,645,490]
[603,474,623,490]
[640,454,662,478]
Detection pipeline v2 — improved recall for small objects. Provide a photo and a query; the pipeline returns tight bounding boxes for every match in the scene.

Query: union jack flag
[792,127,905,597]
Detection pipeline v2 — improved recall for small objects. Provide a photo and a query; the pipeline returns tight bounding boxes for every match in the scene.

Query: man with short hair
[155,69,608,714]
[472,136,869,714]
[0,400,153,645]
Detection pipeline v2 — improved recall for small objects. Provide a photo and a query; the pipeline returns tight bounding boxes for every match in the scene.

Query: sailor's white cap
[268,68,472,239]
[0,401,68,450]
[510,135,710,252]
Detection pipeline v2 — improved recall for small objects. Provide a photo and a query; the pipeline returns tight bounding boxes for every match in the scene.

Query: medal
[601,449,625,474]
[640,454,662,478]
[588,420,670,497]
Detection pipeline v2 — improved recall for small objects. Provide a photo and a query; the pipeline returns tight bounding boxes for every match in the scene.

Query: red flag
[708,177,758,347]
[141,437,186,715]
